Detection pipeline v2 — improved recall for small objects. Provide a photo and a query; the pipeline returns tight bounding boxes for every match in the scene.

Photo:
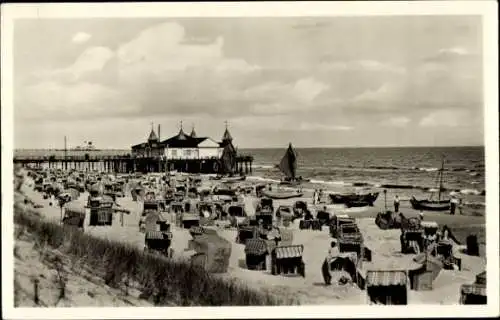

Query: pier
[13,154,254,175]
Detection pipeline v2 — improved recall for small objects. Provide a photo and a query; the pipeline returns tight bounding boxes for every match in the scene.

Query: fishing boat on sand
[261,188,304,200]
[261,143,304,200]
[328,192,379,207]
[410,157,451,212]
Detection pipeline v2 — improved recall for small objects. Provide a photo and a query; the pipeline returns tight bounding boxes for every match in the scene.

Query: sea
[14,146,485,206]
[246,146,485,206]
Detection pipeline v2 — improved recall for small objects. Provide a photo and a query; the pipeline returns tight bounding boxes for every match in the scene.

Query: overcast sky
[13,16,483,149]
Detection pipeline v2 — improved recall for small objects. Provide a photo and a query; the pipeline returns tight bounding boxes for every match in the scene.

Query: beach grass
[13,203,296,306]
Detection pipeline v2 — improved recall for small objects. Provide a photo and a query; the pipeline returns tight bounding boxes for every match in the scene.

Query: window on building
[171,149,178,158]
[184,149,191,158]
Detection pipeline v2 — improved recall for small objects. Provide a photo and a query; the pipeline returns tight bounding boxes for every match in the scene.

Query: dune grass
[13,204,296,306]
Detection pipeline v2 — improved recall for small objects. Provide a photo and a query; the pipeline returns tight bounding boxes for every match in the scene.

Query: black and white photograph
[2,1,498,319]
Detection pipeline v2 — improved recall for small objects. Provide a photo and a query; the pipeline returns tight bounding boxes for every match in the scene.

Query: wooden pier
[13,154,254,175]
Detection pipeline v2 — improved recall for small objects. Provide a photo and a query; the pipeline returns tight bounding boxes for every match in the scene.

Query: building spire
[147,121,158,142]
[190,123,197,138]
[177,120,187,140]
[222,120,233,142]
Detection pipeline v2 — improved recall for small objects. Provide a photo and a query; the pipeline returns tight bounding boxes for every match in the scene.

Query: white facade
[164,138,222,160]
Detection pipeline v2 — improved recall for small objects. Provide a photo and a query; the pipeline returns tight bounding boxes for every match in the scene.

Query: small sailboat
[277,143,309,186]
[261,143,304,199]
[410,157,451,211]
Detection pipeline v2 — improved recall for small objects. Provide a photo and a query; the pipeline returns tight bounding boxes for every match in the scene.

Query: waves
[253,162,484,174]
[246,174,485,198]
[252,164,275,169]
[309,179,350,186]
[246,176,280,183]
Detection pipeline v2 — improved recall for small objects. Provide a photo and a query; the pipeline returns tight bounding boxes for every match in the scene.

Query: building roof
[133,125,227,149]
[132,142,149,149]
[148,128,158,141]
[161,135,210,148]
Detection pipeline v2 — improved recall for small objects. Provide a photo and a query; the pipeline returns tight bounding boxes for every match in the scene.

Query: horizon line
[14,144,485,151]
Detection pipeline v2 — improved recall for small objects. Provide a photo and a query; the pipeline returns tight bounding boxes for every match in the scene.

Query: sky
[13,16,484,149]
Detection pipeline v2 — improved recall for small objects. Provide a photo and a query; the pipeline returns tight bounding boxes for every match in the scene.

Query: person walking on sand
[394,195,400,213]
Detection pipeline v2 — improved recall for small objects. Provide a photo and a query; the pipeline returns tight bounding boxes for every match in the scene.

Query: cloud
[424,46,474,63]
[50,46,115,83]
[324,60,406,75]
[298,123,353,131]
[294,78,329,103]
[243,77,329,115]
[352,83,399,104]
[16,21,482,134]
[418,109,471,128]
[293,21,330,30]
[71,32,92,44]
[382,116,411,127]
[16,81,138,120]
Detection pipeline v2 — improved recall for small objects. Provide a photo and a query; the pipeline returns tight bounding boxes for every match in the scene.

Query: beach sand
[18,176,486,305]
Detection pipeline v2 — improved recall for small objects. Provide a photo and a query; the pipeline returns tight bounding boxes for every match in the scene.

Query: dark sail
[220,143,237,174]
[278,143,298,179]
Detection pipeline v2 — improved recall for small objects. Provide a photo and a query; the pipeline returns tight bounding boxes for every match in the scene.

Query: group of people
[312,189,324,205]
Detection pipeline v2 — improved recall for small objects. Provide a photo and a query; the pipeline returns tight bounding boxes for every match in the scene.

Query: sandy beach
[17,172,486,305]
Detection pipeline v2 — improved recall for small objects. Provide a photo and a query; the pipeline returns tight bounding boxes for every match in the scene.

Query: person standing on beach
[327,239,340,259]
[418,210,424,221]
[394,195,400,213]
[450,196,458,215]
[312,189,317,205]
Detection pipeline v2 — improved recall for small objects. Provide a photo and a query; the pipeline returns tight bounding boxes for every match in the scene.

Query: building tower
[176,121,187,140]
[221,121,233,148]
[148,122,159,143]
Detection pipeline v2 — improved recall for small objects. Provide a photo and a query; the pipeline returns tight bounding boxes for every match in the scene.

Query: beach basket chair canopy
[245,239,269,255]
[366,270,408,287]
[461,284,486,297]
[421,221,439,229]
[145,230,171,240]
[476,271,487,285]
[274,245,304,259]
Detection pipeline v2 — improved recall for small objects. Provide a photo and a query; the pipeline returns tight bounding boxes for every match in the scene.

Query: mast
[64,135,67,171]
[438,156,444,201]
[383,189,387,212]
